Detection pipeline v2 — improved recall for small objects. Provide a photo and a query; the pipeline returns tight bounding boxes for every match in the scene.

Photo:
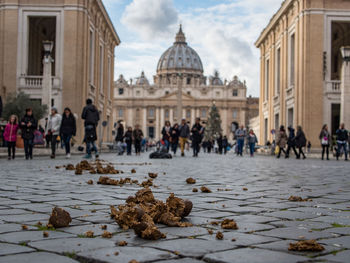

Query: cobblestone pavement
[0,152,349,263]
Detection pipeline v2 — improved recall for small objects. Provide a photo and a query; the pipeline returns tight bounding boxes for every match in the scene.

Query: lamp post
[42,40,54,112]
[340,46,350,127]
[176,73,183,121]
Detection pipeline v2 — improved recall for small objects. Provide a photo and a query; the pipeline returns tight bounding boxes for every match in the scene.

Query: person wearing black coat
[170,123,180,155]
[20,108,37,160]
[60,107,76,158]
[124,127,133,155]
[191,118,203,157]
[222,136,228,154]
[285,126,299,159]
[115,121,124,142]
[81,99,100,158]
[295,126,307,159]
[336,123,348,161]
[217,135,223,154]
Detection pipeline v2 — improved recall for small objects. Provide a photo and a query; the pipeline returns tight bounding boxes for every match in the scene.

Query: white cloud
[114,0,283,97]
[121,0,178,40]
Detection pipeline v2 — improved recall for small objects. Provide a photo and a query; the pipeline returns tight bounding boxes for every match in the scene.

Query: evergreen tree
[2,92,48,120]
[204,104,222,141]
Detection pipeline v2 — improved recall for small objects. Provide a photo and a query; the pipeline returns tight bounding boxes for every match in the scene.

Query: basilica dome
[157,25,204,75]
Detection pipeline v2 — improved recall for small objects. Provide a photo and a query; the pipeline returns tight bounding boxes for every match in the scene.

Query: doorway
[331,103,340,136]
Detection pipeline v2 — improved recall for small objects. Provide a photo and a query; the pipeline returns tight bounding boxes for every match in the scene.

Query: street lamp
[42,40,54,58]
[42,40,54,112]
[341,46,350,65]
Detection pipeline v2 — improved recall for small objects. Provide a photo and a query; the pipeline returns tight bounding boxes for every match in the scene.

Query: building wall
[114,75,259,141]
[255,0,350,147]
[0,0,120,143]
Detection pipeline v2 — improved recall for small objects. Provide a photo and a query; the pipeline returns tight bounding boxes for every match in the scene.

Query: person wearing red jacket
[3,115,19,160]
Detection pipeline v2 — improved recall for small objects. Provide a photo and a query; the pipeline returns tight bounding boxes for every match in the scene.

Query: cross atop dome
[175,24,186,44]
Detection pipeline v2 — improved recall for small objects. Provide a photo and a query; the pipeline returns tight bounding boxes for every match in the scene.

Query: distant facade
[255,0,350,146]
[0,0,120,142]
[114,27,259,140]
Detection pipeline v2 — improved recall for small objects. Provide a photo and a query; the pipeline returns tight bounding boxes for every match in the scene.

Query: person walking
[222,136,228,154]
[124,127,133,155]
[161,121,172,152]
[179,119,190,157]
[47,107,62,159]
[191,118,203,157]
[60,107,76,159]
[115,120,124,155]
[171,123,180,155]
[20,108,37,160]
[217,134,223,154]
[319,124,330,160]
[336,123,348,161]
[276,125,288,158]
[247,129,258,157]
[235,125,246,156]
[295,126,307,159]
[133,125,143,156]
[81,99,100,159]
[4,115,19,160]
[285,126,298,159]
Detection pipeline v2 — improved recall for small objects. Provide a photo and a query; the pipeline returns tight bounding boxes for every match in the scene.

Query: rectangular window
[289,34,295,87]
[107,55,111,99]
[276,48,281,95]
[265,59,270,101]
[288,108,294,127]
[165,110,169,118]
[186,110,191,118]
[118,109,123,118]
[99,44,104,93]
[232,109,238,119]
[232,89,238,96]
[201,109,206,118]
[89,29,94,84]
[118,88,124,95]
[149,108,154,118]
[275,113,279,130]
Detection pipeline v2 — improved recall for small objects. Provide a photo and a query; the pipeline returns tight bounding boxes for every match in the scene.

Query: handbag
[275,145,280,155]
[321,136,328,145]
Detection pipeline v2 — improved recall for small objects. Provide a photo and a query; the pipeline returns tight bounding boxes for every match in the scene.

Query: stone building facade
[0,0,120,142]
[255,0,350,146]
[114,27,259,140]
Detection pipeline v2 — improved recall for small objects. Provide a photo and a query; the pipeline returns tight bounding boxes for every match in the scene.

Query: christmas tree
[204,103,223,141]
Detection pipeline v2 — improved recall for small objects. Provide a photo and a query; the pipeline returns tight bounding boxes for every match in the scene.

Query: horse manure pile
[221,219,238,230]
[62,160,123,175]
[97,176,138,186]
[289,240,325,251]
[288,196,312,202]
[48,207,72,228]
[110,188,193,240]
[186,178,196,184]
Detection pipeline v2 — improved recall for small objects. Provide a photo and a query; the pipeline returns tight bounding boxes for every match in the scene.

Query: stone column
[156,108,160,140]
[340,47,350,128]
[176,75,183,122]
[42,57,53,112]
[170,108,174,125]
[160,108,164,128]
[128,108,133,128]
[142,108,147,135]
[191,108,195,125]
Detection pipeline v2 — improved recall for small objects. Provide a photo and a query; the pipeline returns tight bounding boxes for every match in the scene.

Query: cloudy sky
[102,0,283,97]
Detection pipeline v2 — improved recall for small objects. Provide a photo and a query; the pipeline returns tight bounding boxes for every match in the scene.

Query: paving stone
[318,249,350,263]
[0,242,35,255]
[156,259,204,263]
[60,223,120,236]
[256,227,338,240]
[143,238,237,257]
[321,236,350,249]
[203,247,308,263]
[77,246,174,262]
[0,213,49,223]
[0,252,79,263]
[0,230,75,243]
[200,232,280,246]
[0,223,37,234]
[29,237,115,253]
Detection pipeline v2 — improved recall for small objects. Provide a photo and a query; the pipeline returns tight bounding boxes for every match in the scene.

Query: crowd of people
[273,123,349,161]
[114,118,260,158]
[1,98,350,161]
